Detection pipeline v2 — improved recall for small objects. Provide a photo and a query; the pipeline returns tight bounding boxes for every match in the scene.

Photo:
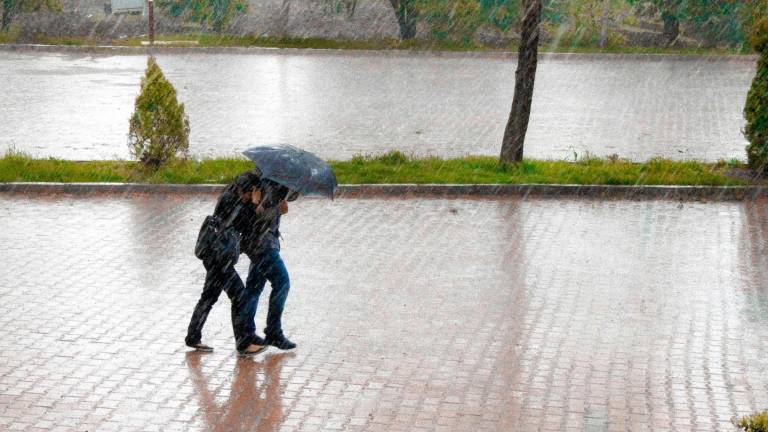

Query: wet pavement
[1,194,768,431]
[0,50,754,162]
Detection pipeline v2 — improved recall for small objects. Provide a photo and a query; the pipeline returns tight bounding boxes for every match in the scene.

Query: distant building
[109,0,145,15]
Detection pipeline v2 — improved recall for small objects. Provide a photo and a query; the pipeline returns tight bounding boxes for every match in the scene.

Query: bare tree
[499,0,542,163]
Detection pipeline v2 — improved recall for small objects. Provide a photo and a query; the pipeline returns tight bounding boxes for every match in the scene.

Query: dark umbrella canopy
[242,144,337,199]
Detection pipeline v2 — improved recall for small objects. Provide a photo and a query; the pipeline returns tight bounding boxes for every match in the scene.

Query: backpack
[194,203,242,266]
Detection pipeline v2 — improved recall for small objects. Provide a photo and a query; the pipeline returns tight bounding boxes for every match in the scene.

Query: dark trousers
[185,258,257,351]
[245,249,291,338]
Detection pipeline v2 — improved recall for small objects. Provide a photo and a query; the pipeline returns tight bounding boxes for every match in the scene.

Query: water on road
[0,50,754,161]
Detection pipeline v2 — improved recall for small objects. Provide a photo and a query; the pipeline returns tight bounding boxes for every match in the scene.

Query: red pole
[148,0,155,45]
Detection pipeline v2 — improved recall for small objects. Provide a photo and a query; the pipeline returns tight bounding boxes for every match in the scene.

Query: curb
[0,43,757,62]
[1,182,766,201]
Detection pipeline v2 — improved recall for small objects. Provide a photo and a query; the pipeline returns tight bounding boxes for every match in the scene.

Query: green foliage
[128,57,190,169]
[0,27,18,43]
[416,0,522,43]
[156,0,247,32]
[351,150,410,165]
[735,411,768,432]
[418,0,483,42]
[0,152,748,186]
[686,0,745,46]
[744,12,768,51]
[334,153,745,185]
[543,0,631,47]
[0,149,130,183]
[1,0,61,30]
[627,0,747,46]
[479,0,520,31]
[14,31,748,54]
[745,48,768,173]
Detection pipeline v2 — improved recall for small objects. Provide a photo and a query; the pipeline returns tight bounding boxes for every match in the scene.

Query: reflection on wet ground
[0,195,766,431]
[187,352,293,431]
[0,51,754,161]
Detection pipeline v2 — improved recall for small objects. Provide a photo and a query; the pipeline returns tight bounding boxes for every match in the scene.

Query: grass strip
[1,31,751,56]
[0,151,754,186]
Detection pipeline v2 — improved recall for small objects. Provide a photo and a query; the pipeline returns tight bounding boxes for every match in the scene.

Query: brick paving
[0,194,767,431]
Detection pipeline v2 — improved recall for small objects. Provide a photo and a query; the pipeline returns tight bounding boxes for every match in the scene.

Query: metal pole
[148,0,155,45]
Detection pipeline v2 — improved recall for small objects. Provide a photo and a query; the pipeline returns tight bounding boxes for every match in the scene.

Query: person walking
[241,179,298,351]
[185,171,268,355]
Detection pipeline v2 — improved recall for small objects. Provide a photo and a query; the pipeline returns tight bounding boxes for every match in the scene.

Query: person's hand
[251,187,266,214]
[251,187,261,205]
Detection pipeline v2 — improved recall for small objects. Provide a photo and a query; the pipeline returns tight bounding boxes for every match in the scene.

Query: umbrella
[242,144,337,199]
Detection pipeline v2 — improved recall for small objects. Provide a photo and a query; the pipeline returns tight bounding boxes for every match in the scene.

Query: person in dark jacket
[185,171,268,355]
[242,179,298,350]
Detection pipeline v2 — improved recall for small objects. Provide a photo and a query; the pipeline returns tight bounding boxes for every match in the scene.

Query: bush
[156,0,248,32]
[542,0,631,48]
[735,411,768,432]
[745,45,768,174]
[419,0,483,42]
[746,16,768,53]
[128,57,190,168]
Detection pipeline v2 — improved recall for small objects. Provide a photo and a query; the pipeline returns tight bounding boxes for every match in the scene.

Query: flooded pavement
[0,50,755,162]
[0,194,767,431]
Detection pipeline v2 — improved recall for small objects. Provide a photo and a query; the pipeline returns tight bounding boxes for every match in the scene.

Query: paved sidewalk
[0,194,767,431]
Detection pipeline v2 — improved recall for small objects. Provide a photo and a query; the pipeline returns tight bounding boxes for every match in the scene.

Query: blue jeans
[245,249,291,338]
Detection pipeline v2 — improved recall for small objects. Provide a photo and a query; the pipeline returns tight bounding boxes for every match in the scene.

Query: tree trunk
[500,0,541,163]
[388,0,417,40]
[662,15,678,45]
[599,0,610,48]
[661,0,679,46]
[148,0,155,43]
[278,0,291,38]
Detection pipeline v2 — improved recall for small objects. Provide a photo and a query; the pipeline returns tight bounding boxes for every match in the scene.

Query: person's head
[233,171,261,203]
[258,179,291,207]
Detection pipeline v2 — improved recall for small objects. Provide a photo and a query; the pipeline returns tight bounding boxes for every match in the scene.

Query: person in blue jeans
[241,179,298,350]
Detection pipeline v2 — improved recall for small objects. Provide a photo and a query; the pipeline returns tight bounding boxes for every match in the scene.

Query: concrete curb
[1,182,766,201]
[0,43,757,62]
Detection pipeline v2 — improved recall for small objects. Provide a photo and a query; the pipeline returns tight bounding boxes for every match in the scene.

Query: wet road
[0,50,755,162]
[0,194,767,431]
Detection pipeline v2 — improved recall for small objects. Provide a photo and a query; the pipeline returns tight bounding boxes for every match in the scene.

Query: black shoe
[265,334,296,350]
[238,344,268,356]
[186,341,214,352]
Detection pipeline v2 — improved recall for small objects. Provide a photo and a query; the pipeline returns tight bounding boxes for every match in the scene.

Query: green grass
[735,411,768,432]
[547,44,748,56]
[32,35,86,45]
[333,152,750,185]
[0,29,19,44]
[0,150,756,186]
[0,31,752,56]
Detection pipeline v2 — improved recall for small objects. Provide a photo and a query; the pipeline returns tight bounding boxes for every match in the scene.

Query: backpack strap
[223,202,244,228]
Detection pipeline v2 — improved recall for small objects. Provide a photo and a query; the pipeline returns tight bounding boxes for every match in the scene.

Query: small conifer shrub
[128,56,190,168]
[735,411,768,432]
